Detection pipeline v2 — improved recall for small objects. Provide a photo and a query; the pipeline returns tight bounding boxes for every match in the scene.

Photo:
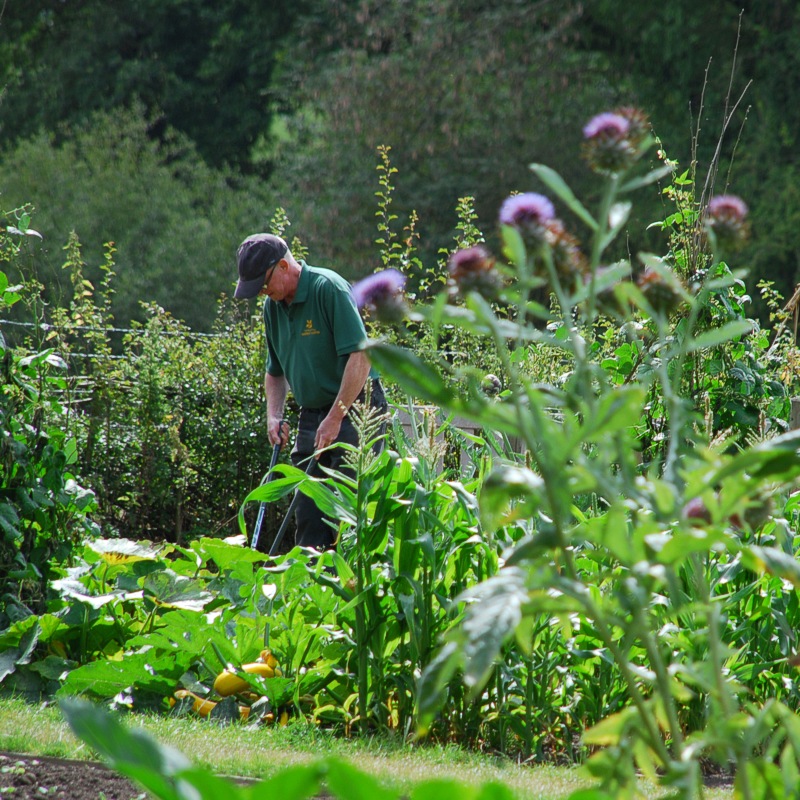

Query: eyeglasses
[259,262,279,296]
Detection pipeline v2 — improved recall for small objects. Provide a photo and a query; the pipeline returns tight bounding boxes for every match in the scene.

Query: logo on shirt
[301,318,320,337]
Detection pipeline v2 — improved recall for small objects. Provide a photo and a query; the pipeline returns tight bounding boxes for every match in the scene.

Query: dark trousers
[291,379,388,549]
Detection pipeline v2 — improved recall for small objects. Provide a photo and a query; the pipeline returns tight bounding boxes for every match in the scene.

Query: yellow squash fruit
[213,662,275,697]
[172,690,250,720]
[260,650,280,669]
[173,689,216,717]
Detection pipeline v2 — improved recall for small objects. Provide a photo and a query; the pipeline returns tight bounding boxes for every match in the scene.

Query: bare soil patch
[0,752,143,800]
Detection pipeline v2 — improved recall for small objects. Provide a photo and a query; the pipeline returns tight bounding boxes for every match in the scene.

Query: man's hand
[315,411,344,454]
[268,418,290,448]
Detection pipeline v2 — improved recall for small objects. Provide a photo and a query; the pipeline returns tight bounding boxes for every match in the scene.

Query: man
[234,233,387,550]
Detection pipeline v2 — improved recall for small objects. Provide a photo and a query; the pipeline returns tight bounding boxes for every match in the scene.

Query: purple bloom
[352,268,407,322]
[448,245,493,277]
[499,193,555,240]
[704,194,750,249]
[581,109,650,175]
[583,112,630,140]
[447,245,500,298]
[707,194,748,222]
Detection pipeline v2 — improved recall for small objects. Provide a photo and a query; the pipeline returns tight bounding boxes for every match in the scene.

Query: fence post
[791,397,800,431]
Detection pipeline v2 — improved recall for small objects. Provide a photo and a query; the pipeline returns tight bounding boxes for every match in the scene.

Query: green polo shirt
[263,262,373,409]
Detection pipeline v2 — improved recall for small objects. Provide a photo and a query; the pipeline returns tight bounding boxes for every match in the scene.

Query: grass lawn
[0,696,733,799]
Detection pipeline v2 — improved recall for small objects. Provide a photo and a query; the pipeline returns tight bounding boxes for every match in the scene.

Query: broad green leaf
[170,768,243,800]
[569,386,646,445]
[582,706,639,746]
[416,641,464,732]
[529,163,598,231]
[474,783,518,800]
[710,429,800,484]
[61,698,191,800]
[500,223,526,269]
[650,527,734,565]
[49,577,127,609]
[58,651,184,698]
[242,472,303,504]
[191,537,265,570]
[366,341,456,407]
[325,758,397,800]
[143,570,214,610]
[566,790,616,800]
[0,648,20,683]
[86,537,162,565]
[411,780,476,800]
[478,465,544,531]
[460,568,528,690]
[0,502,21,542]
[248,762,325,800]
[685,320,754,352]
[742,546,800,588]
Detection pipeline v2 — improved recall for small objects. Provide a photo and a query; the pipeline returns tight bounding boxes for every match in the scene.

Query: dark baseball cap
[234,234,289,299]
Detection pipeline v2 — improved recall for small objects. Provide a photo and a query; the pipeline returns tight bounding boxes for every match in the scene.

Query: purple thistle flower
[448,245,493,277]
[352,268,407,322]
[583,112,630,140]
[707,194,748,222]
[704,194,750,250]
[499,193,555,230]
[447,245,500,299]
[581,110,645,175]
[499,193,556,250]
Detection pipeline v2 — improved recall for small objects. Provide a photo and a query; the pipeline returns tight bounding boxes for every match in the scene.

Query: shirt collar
[290,261,310,305]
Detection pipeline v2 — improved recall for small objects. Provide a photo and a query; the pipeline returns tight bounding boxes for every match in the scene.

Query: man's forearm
[265,373,289,445]
[265,373,288,417]
[332,351,372,417]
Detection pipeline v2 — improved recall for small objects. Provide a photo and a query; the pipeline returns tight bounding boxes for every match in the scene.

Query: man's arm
[265,372,290,447]
[314,350,372,452]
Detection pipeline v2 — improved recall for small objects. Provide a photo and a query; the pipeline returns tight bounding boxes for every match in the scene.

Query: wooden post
[791,397,800,430]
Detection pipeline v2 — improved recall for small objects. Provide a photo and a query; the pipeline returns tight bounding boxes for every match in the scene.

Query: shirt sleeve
[323,279,369,357]
[263,305,285,377]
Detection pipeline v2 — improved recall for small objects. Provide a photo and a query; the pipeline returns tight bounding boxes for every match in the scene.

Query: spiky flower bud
[351,268,407,322]
[447,245,501,299]
[682,497,712,525]
[545,220,588,288]
[481,373,502,396]
[636,267,685,316]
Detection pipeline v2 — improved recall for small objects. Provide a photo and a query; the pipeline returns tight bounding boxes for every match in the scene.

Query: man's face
[258,260,287,300]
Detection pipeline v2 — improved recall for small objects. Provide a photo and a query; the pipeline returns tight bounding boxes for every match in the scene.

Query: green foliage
[0,1,299,171]
[1,217,99,627]
[270,0,617,278]
[61,698,518,800]
[366,110,800,797]
[0,104,273,330]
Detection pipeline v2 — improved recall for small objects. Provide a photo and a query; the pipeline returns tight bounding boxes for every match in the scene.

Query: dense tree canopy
[1,0,798,328]
[0,0,299,170]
